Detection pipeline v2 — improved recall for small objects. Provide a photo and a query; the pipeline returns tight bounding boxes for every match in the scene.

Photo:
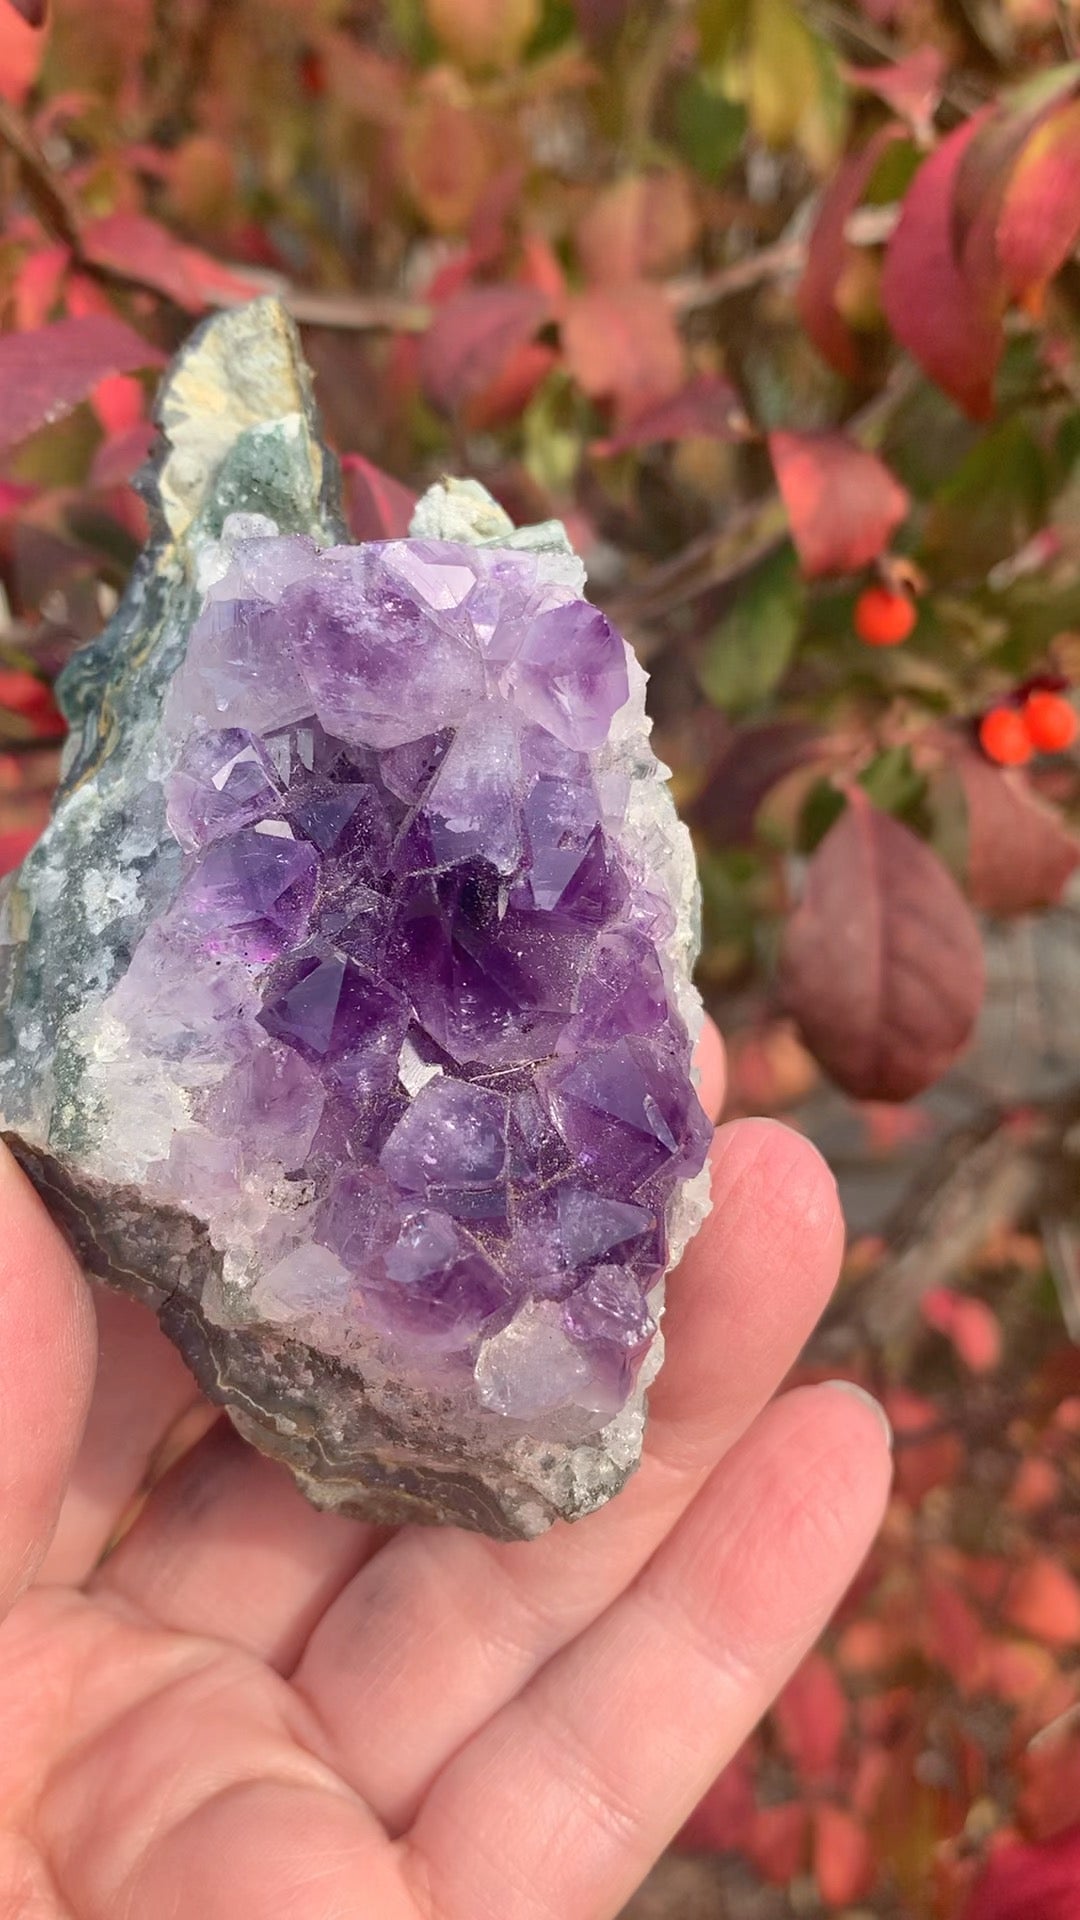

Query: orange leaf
[562,282,684,422]
[769,430,908,579]
[998,96,1080,312]
[576,172,698,285]
[1005,1557,1080,1647]
[748,1801,810,1884]
[400,84,496,234]
[814,1804,875,1905]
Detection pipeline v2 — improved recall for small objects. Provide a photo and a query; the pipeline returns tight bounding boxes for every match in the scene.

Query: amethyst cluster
[102,526,710,1432]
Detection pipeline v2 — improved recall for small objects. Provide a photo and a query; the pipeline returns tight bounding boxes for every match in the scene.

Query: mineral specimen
[0,300,711,1539]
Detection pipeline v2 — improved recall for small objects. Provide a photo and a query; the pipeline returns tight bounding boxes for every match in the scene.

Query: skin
[0,1021,892,1920]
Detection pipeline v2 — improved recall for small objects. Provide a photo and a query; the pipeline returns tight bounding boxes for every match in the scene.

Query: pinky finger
[402,1383,892,1920]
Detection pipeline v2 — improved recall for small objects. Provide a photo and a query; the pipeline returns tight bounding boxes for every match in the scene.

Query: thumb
[0,1141,95,1613]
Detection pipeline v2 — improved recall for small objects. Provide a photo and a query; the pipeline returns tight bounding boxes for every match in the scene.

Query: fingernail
[822,1379,893,1451]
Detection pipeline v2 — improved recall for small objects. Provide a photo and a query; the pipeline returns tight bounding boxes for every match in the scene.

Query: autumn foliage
[1,1,1079,1914]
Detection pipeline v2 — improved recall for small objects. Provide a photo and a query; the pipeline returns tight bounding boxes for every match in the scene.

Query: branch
[0,97,81,252]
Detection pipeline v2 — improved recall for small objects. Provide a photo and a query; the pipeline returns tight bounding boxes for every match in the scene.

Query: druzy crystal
[107,526,711,1425]
[0,301,710,1537]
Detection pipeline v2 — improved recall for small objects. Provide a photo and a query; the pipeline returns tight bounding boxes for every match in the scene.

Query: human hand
[0,1022,891,1920]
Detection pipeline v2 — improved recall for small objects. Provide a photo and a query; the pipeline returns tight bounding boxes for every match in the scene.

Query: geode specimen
[0,300,711,1539]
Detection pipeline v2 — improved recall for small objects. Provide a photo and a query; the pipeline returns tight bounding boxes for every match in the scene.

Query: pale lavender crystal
[124,531,709,1425]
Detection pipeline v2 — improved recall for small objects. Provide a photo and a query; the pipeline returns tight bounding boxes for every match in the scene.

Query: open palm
[0,1027,890,1920]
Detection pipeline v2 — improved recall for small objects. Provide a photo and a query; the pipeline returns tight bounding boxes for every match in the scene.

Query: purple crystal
[141,530,708,1419]
[177,827,318,964]
[166,728,282,849]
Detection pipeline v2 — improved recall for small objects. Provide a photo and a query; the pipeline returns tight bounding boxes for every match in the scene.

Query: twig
[0,97,81,253]
[204,274,431,335]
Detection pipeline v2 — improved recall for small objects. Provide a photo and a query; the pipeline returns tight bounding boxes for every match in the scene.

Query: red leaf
[419,285,550,415]
[678,1748,758,1852]
[769,430,908,579]
[884,1388,965,1501]
[89,420,157,489]
[13,244,69,330]
[1019,1717,1080,1841]
[0,0,45,102]
[82,213,261,313]
[881,111,1002,420]
[998,96,1080,313]
[778,789,985,1099]
[955,745,1080,915]
[922,1287,1003,1373]
[0,314,163,460]
[798,125,903,381]
[963,1828,1080,1920]
[748,1802,810,1884]
[4,0,46,23]
[921,1567,985,1689]
[813,1805,875,1906]
[562,282,685,421]
[0,820,46,873]
[339,453,418,541]
[774,1652,848,1784]
[1004,1556,1080,1647]
[846,47,946,137]
[590,374,745,455]
[693,721,825,846]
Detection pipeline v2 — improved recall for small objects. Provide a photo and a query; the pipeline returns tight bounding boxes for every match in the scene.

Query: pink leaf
[922,1287,1003,1373]
[419,284,550,415]
[845,46,946,137]
[0,0,45,101]
[590,374,746,454]
[562,282,684,420]
[82,213,261,313]
[955,744,1080,915]
[881,110,1003,420]
[779,788,985,1100]
[798,125,903,381]
[0,314,163,460]
[769,430,908,578]
[12,244,69,330]
[339,453,418,541]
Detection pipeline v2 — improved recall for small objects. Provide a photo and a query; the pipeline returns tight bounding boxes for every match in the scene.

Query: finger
[85,1021,726,1664]
[90,1417,385,1671]
[0,1142,96,1612]
[293,1121,844,1829]
[695,1016,725,1122]
[38,1289,206,1585]
[402,1383,892,1920]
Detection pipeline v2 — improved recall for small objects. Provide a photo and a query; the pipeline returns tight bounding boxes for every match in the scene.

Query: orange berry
[854,585,917,647]
[979,706,1033,767]
[1022,689,1078,753]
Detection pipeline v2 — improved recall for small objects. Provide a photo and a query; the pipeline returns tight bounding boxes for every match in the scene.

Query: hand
[0,1022,890,1920]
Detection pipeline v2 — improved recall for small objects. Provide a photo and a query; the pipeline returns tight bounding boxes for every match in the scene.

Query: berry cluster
[979,689,1078,766]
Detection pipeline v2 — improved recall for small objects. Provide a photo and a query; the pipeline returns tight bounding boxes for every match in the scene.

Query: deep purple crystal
[145,533,709,1421]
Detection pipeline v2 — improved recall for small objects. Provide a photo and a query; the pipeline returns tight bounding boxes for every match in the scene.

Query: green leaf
[696,0,749,65]
[675,71,747,182]
[922,415,1049,583]
[747,0,847,171]
[698,544,804,713]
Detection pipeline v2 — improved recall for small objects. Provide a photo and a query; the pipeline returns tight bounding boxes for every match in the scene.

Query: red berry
[979,707,1033,767]
[1022,689,1078,753]
[854,586,917,647]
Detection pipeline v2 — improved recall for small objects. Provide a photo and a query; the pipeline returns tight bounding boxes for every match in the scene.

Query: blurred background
[1,0,1079,1912]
